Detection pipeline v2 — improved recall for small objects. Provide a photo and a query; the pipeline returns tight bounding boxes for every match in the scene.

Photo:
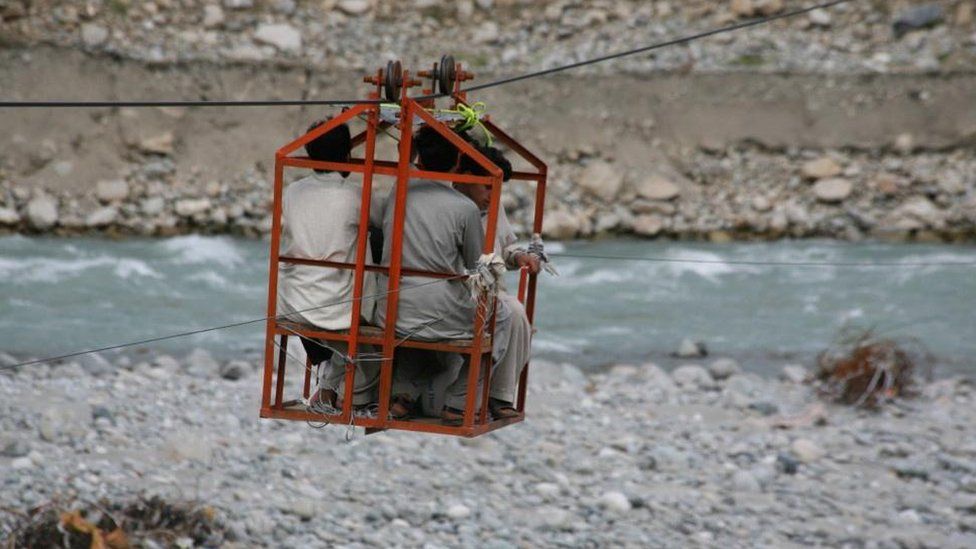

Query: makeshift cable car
[259,56,548,437]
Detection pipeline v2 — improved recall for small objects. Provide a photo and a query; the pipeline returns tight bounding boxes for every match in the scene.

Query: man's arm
[460,204,485,271]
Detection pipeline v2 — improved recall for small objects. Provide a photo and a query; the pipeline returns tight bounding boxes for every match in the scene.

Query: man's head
[305,119,352,174]
[454,145,512,211]
[413,125,460,172]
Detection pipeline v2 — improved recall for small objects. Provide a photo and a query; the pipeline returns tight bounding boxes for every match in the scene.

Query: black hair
[304,120,352,170]
[459,145,513,182]
[413,125,460,172]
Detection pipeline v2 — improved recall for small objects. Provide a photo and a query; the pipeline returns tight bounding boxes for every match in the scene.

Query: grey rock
[141,197,166,216]
[80,23,109,47]
[0,207,21,225]
[254,23,303,53]
[672,364,713,389]
[175,198,212,217]
[96,180,129,202]
[85,206,118,227]
[777,452,800,475]
[791,438,823,463]
[26,195,58,229]
[219,360,250,381]
[780,364,807,383]
[446,504,471,519]
[1,439,29,458]
[577,160,624,202]
[633,214,664,237]
[185,348,220,378]
[336,0,372,15]
[202,5,225,28]
[708,358,741,380]
[813,178,853,203]
[730,470,761,492]
[635,174,681,201]
[747,401,779,416]
[599,491,632,513]
[674,338,708,358]
[78,353,114,377]
[894,4,944,38]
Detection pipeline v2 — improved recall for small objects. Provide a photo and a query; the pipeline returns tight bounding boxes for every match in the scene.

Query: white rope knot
[528,233,559,277]
[466,252,506,302]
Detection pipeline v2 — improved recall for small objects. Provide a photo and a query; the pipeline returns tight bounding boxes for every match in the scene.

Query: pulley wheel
[384,60,403,102]
[438,54,456,95]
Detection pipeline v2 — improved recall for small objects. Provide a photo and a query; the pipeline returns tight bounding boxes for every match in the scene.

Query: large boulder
[577,160,624,202]
[542,210,579,240]
[634,174,681,201]
[96,179,129,202]
[801,157,842,180]
[254,23,302,53]
[812,178,853,203]
[26,195,58,229]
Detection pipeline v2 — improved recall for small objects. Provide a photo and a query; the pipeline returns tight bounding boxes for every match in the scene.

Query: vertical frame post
[262,156,286,413]
[377,94,415,424]
[339,101,380,424]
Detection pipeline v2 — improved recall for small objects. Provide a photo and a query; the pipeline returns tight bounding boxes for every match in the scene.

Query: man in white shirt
[278,120,379,411]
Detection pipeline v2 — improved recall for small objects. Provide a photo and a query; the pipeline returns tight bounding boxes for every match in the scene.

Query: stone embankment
[1,351,974,547]
[2,144,974,242]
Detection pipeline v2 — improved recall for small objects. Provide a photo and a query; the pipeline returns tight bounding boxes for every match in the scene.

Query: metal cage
[259,60,547,437]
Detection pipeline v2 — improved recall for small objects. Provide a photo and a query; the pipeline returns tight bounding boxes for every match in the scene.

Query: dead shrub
[816,328,932,408]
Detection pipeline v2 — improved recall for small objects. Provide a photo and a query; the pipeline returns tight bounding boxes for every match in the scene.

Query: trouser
[391,297,517,415]
[489,293,532,404]
[317,341,381,406]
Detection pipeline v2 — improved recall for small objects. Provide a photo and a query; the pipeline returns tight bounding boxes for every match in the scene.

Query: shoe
[489,398,519,420]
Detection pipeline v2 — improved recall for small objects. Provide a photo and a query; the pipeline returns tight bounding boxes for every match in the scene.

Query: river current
[1,235,974,375]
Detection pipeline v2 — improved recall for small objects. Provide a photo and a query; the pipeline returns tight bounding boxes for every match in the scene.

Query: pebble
[218,360,250,381]
[634,174,681,201]
[780,364,807,384]
[446,504,472,520]
[801,157,842,180]
[599,491,632,513]
[675,338,708,358]
[708,358,741,381]
[791,438,824,463]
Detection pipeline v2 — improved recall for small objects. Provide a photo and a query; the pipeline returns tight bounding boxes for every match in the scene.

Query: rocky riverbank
[2,352,975,547]
[2,144,975,242]
[2,0,974,74]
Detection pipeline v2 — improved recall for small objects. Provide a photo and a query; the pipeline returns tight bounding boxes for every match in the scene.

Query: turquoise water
[1,235,974,374]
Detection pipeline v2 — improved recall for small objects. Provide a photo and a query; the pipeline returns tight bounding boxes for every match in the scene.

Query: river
[1,235,974,376]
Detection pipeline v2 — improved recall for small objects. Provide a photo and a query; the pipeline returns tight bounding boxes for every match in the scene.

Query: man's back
[278,171,371,330]
[375,179,484,340]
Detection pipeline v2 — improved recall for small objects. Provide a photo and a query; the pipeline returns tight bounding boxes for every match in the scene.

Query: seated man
[277,119,379,411]
[454,145,539,419]
[374,125,491,424]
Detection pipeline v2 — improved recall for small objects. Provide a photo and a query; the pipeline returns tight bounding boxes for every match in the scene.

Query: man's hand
[516,252,542,274]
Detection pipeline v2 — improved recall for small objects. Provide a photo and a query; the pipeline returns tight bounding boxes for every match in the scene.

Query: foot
[442,406,465,426]
[489,398,519,419]
[309,388,338,412]
[389,394,414,420]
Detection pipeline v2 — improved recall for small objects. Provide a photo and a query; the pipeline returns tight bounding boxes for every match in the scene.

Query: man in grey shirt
[374,125,491,423]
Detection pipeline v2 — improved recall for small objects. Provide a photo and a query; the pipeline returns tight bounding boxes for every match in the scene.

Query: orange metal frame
[259,62,548,437]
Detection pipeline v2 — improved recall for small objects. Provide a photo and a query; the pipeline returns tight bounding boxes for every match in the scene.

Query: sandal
[442,406,466,426]
[489,398,519,420]
[389,394,415,420]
